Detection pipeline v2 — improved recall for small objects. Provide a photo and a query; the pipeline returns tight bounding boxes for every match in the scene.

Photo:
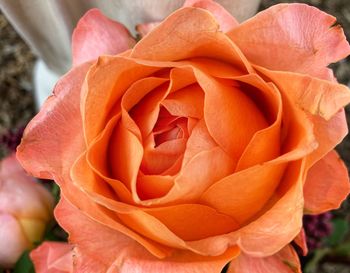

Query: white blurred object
[0,0,261,108]
[33,60,61,107]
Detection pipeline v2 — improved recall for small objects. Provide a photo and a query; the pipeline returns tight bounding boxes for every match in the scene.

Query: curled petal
[256,67,350,120]
[294,229,308,256]
[72,9,135,66]
[17,62,91,182]
[304,150,350,214]
[227,245,301,273]
[56,198,239,273]
[183,0,238,32]
[228,4,350,79]
[131,7,252,73]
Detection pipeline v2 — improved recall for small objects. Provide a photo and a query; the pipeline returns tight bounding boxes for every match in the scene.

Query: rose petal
[56,198,240,273]
[200,163,286,224]
[306,111,348,169]
[146,204,239,241]
[72,9,135,66]
[82,56,160,144]
[186,160,304,257]
[131,7,252,73]
[17,62,91,182]
[256,67,350,120]
[195,69,268,161]
[183,0,238,32]
[161,84,204,119]
[30,242,73,273]
[304,150,350,214]
[294,229,308,256]
[228,3,350,79]
[227,245,301,273]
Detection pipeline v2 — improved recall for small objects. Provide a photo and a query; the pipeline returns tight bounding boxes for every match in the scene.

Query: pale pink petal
[227,245,301,273]
[228,4,350,79]
[0,153,53,220]
[30,242,73,273]
[0,213,29,268]
[72,9,135,66]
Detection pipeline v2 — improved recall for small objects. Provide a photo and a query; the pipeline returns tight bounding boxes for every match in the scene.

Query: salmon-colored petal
[183,0,238,32]
[294,229,308,256]
[72,9,135,66]
[17,62,91,181]
[200,163,286,224]
[233,76,282,171]
[109,120,143,192]
[0,213,29,268]
[161,84,204,119]
[186,160,304,257]
[306,110,348,169]
[228,4,350,79]
[147,204,239,241]
[57,198,240,273]
[82,56,160,144]
[30,242,73,273]
[195,69,268,161]
[227,245,301,273]
[256,67,350,120]
[137,174,174,200]
[131,7,252,73]
[304,150,350,214]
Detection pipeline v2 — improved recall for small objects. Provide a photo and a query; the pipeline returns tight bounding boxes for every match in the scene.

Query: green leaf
[334,242,350,256]
[326,218,349,246]
[13,250,35,273]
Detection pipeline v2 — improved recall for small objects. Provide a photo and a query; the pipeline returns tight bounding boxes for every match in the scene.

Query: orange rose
[18,1,350,272]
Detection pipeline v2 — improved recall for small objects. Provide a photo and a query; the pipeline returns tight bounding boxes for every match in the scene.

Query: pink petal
[227,245,301,273]
[30,242,73,273]
[56,197,239,273]
[228,4,350,79]
[72,9,136,66]
[0,213,29,268]
[0,153,53,220]
[17,62,91,182]
[304,150,350,214]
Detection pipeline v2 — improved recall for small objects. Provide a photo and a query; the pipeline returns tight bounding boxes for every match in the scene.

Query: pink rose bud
[0,153,54,268]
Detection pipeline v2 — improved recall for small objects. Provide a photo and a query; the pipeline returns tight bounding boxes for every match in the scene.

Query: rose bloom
[18,0,350,272]
[0,153,53,268]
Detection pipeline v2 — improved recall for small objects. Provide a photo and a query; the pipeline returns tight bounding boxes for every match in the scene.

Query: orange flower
[18,1,350,272]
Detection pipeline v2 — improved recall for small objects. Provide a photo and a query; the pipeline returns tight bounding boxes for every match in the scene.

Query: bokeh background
[0,0,350,272]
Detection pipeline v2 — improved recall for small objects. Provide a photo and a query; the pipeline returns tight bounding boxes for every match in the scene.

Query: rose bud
[0,153,54,268]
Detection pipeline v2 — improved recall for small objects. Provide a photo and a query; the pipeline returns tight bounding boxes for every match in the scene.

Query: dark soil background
[0,1,350,272]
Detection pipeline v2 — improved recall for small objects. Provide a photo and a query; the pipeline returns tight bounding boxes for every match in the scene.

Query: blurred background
[0,0,350,272]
